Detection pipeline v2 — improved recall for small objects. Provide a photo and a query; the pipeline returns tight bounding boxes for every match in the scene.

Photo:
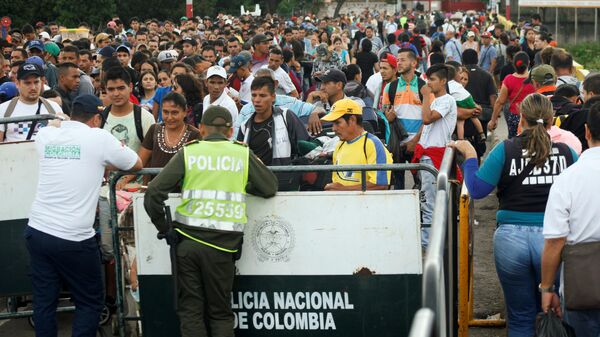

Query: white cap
[39,31,51,41]
[207,65,227,79]
[158,50,178,62]
[467,31,475,37]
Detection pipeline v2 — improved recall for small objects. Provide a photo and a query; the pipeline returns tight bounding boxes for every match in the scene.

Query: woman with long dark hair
[488,51,536,138]
[137,71,158,111]
[172,74,204,127]
[451,93,578,337]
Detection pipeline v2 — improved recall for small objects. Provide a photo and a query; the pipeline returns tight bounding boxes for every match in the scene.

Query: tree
[54,0,116,27]
[333,0,347,18]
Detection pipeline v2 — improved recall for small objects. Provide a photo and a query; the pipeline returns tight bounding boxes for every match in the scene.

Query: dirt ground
[468,116,509,337]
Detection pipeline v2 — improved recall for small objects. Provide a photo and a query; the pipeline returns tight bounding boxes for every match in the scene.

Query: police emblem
[251,215,295,262]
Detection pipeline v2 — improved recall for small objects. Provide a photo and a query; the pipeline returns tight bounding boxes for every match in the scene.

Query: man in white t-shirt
[0,62,63,142]
[417,64,457,247]
[203,65,239,122]
[26,94,142,337]
[262,47,299,98]
[102,66,155,152]
[227,53,254,105]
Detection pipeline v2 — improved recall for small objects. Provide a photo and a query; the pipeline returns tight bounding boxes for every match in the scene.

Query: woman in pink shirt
[548,126,582,154]
[488,52,536,138]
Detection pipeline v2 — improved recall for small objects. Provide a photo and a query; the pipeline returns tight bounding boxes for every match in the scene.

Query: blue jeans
[564,308,600,337]
[494,224,544,337]
[419,156,436,248]
[25,226,104,337]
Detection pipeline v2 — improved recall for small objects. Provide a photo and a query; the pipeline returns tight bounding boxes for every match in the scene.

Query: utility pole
[186,0,193,19]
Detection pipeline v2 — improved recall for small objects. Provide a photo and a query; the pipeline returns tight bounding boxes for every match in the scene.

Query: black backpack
[100,104,145,142]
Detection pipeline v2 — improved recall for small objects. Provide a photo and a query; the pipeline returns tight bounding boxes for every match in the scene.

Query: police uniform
[144,106,278,337]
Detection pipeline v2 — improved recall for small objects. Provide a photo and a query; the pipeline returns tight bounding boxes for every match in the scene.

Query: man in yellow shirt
[321,98,393,190]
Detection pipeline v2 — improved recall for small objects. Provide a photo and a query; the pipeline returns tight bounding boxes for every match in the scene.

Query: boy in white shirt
[415,63,457,247]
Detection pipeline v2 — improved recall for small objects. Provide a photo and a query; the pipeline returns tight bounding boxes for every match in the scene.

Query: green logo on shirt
[44,145,81,160]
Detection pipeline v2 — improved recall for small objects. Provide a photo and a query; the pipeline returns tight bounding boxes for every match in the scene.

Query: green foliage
[0,0,262,31]
[564,42,600,72]
[54,0,116,27]
[277,0,296,16]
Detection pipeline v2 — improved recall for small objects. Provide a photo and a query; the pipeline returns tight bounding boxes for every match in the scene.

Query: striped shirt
[382,75,423,142]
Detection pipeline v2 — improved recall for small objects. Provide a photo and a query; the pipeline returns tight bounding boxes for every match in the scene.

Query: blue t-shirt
[152,86,172,122]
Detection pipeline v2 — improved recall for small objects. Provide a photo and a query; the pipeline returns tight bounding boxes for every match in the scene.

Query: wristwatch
[538,283,555,293]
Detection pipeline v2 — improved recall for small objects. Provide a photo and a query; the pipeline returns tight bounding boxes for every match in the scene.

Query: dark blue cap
[98,46,116,58]
[26,39,45,52]
[0,82,18,100]
[17,62,44,80]
[26,56,46,69]
[72,94,104,117]
[227,54,250,73]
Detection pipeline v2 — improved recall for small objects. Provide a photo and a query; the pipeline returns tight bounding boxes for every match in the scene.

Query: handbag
[562,241,600,310]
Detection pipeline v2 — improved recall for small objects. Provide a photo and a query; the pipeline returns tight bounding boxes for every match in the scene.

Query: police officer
[144,105,278,337]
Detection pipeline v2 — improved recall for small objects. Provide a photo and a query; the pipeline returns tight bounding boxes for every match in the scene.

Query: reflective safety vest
[175,140,250,232]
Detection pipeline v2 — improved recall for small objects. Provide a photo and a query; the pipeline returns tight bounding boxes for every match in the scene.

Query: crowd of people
[2,7,600,337]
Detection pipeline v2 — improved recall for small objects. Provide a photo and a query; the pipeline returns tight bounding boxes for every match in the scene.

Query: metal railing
[408,147,460,337]
[0,114,72,322]
[108,163,438,337]
[0,114,65,125]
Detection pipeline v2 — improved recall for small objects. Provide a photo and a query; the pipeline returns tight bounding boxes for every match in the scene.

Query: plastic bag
[535,311,576,337]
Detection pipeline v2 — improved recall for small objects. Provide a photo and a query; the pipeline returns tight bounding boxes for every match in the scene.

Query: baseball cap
[72,94,104,118]
[201,105,233,127]
[98,46,116,58]
[26,56,46,69]
[180,16,188,21]
[207,65,227,79]
[0,82,18,100]
[380,53,398,69]
[95,32,111,44]
[182,37,198,46]
[26,40,45,52]
[531,64,556,85]
[17,63,44,80]
[227,53,250,73]
[320,98,363,122]
[481,32,492,38]
[252,33,270,45]
[39,31,51,41]
[317,69,347,84]
[467,31,475,38]
[158,50,178,63]
[44,42,60,57]
[116,45,131,54]
[107,21,117,29]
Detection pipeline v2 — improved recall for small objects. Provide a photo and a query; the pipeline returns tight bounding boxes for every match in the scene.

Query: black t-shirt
[353,31,366,47]
[464,65,496,107]
[248,116,274,165]
[356,51,379,85]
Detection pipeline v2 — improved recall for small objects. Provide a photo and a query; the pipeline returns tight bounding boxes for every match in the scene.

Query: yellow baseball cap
[320,98,362,122]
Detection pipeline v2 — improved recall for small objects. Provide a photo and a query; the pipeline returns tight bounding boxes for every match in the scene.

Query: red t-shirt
[503,74,536,115]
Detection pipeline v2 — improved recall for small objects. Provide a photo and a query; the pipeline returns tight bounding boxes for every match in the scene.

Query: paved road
[470,115,509,337]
